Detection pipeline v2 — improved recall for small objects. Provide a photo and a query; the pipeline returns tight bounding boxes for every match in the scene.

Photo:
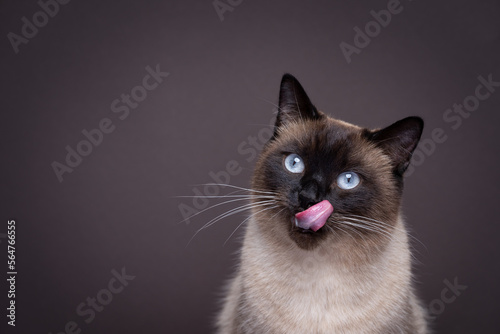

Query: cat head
[252,74,423,251]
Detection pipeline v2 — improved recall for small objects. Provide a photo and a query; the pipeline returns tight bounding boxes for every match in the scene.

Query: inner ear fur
[273,74,321,137]
[369,116,424,175]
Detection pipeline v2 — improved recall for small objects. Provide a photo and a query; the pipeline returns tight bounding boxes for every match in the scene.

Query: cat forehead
[275,116,365,148]
[269,116,392,171]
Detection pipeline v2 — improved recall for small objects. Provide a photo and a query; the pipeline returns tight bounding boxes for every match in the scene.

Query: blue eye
[284,154,305,174]
[337,172,360,190]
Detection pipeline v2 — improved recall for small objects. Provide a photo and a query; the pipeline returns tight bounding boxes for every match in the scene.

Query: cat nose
[299,196,318,210]
[299,188,320,210]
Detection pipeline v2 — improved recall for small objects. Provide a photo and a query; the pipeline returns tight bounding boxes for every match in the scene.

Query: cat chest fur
[218,219,423,334]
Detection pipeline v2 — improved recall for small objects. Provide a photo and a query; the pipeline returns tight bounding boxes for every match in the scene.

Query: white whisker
[339,220,394,241]
[333,224,357,243]
[344,214,426,249]
[223,205,281,246]
[176,196,269,226]
[186,200,276,247]
[199,200,276,232]
[340,223,369,243]
[176,194,276,199]
[198,183,279,196]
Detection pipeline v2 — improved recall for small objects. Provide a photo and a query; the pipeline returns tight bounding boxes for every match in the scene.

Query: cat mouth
[294,200,334,232]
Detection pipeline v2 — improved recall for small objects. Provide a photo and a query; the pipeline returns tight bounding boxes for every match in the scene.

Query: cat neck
[236,217,414,333]
[242,215,412,280]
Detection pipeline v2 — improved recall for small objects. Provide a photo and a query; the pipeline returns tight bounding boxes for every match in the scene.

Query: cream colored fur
[217,216,428,334]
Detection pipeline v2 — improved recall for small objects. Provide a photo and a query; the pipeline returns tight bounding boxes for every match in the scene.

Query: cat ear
[274,74,320,132]
[369,116,424,175]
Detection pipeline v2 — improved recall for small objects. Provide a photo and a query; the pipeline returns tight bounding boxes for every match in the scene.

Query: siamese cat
[216,74,428,333]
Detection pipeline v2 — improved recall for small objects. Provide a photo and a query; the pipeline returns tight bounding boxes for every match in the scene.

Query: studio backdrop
[2,0,500,333]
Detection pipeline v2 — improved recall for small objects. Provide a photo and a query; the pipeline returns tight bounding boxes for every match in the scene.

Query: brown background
[2,0,500,333]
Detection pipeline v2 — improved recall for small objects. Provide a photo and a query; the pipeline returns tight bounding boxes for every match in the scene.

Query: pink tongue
[295,200,334,232]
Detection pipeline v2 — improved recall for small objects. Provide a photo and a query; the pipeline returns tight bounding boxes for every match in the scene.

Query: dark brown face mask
[252,73,423,250]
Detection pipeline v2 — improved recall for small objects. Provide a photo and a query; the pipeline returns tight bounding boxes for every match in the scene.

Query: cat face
[251,74,423,250]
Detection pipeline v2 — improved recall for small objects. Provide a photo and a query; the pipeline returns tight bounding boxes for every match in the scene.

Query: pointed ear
[369,116,424,175]
[274,74,321,135]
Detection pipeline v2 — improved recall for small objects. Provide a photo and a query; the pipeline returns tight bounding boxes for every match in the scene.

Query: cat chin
[287,220,330,250]
[256,206,333,250]
[289,233,328,250]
